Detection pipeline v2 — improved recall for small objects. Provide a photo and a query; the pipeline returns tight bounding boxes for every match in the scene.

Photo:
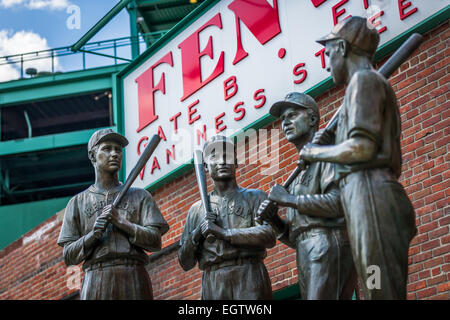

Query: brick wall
[0,21,448,300]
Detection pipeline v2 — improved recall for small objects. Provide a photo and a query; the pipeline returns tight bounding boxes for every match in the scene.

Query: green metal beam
[136,0,166,7]
[9,182,92,196]
[0,126,116,156]
[2,149,87,170]
[23,111,32,138]
[128,0,141,59]
[0,64,125,106]
[71,0,133,52]
[12,167,91,185]
[78,49,132,62]
[136,9,154,47]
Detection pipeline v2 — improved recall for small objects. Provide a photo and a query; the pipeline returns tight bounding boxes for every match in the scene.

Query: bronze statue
[299,17,417,299]
[57,129,169,300]
[178,135,276,300]
[257,92,357,299]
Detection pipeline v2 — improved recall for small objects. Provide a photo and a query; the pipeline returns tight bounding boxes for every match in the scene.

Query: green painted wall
[0,196,71,250]
[0,65,125,249]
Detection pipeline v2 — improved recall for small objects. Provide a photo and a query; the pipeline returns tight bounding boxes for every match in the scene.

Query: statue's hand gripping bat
[193,150,216,243]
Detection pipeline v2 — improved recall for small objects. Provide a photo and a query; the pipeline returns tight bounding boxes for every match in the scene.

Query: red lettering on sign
[197,125,207,145]
[228,0,282,65]
[137,136,148,156]
[363,0,369,9]
[293,62,308,84]
[166,145,175,164]
[137,135,149,180]
[188,99,201,125]
[369,10,387,34]
[157,126,167,141]
[278,48,286,59]
[332,0,351,26]
[178,13,225,102]
[135,51,173,133]
[169,112,182,134]
[311,0,327,8]
[315,48,326,69]
[215,112,227,133]
[139,167,146,180]
[151,156,161,174]
[233,102,245,121]
[224,76,238,101]
[254,88,266,109]
[398,0,418,21]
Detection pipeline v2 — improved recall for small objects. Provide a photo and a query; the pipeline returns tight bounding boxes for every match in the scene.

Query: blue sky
[0,0,134,81]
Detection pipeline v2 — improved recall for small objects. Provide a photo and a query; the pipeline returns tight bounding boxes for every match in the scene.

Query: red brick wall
[0,21,448,300]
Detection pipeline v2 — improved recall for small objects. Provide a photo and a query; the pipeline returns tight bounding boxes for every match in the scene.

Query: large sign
[120,0,447,190]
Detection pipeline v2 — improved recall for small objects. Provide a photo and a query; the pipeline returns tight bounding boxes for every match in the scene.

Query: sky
[0,0,134,82]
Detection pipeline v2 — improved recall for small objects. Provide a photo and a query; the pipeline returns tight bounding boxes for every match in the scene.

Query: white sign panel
[121,0,447,189]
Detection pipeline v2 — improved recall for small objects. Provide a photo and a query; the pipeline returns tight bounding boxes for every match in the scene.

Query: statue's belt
[84,258,143,271]
[204,257,262,272]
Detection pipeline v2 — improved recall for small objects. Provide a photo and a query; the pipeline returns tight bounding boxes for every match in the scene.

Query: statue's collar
[88,183,124,195]
[210,186,243,199]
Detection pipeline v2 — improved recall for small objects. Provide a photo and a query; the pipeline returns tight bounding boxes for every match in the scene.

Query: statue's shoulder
[240,187,267,201]
[189,199,203,213]
[349,69,384,88]
[127,187,151,198]
[68,187,91,205]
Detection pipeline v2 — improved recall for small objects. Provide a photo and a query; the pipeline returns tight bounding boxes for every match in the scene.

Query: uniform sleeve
[226,191,276,249]
[347,70,386,145]
[295,162,343,218]
[178,203,202,271]
[57,196,93,266]
[276,209,296,249]
[129,190,169,252]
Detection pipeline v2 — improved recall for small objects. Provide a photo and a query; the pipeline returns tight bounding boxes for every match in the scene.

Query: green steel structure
[0,0,448,300]
[0,0,206,250]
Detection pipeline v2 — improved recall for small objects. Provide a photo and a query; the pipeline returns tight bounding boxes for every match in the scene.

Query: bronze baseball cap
[270,92,319,118]
[202,135,235,160]
[316,16,380,57]
[88,128,129,152]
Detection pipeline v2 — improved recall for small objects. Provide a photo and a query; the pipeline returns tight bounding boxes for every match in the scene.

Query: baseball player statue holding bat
[178,135,276,300]
[299,17,417,299]
[257,92,357,300]
[57,129,169,300]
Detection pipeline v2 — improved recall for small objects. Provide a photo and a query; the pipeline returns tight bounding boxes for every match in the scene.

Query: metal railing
[0,30,168,80]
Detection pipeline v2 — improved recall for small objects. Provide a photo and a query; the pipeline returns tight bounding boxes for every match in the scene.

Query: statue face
[204,146,236,181]
[281,107,312,142]
[94,141,123,174]
[325,40,347,85]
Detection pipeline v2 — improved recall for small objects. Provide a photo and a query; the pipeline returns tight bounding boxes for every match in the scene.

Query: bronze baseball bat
[193,150,216,243]
[112,134,162,208]
[257,33,424,223]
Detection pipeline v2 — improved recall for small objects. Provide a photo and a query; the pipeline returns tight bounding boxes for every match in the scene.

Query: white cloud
[0,29,61,82]
[0,62,20,82]
[0,0,71,10]
[0,0,24,8]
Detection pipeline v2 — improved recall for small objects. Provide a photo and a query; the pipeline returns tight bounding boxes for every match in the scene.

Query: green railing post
[20,55,23,78]
[51,50,55,73]
[114,40,117,65]
[128,0,140,59]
